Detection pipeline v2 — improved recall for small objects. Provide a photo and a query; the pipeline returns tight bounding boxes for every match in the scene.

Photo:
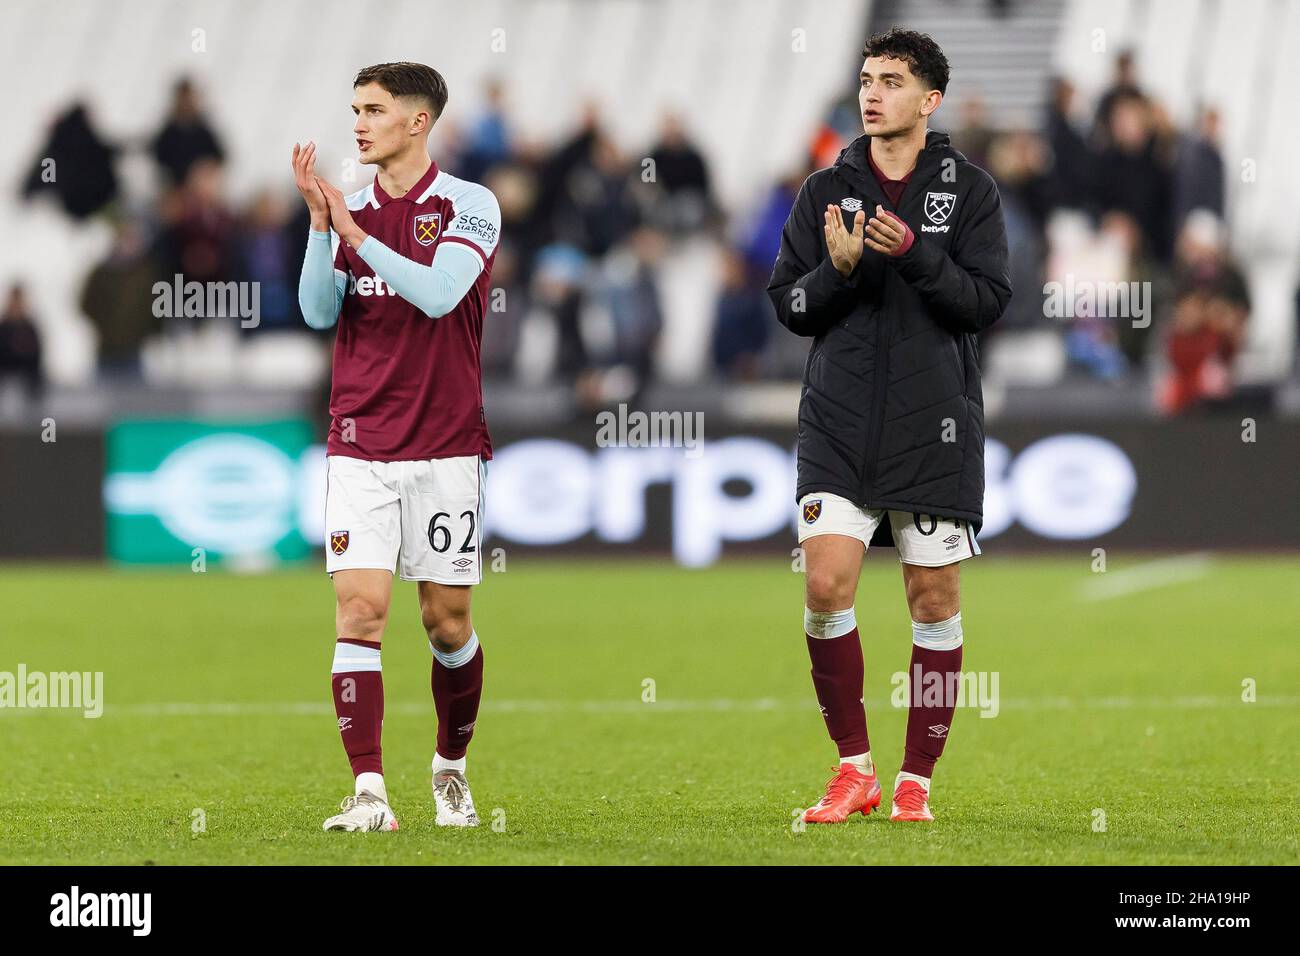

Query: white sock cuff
[355,771,387,801]
[896,770,930,793]
[911,613,963,651]
[433,752,466,774]
[431,630,480,668]
[332,640,381,673]
[804,607,857,639]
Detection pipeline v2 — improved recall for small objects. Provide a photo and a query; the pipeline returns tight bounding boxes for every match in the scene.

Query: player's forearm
[298,229,343,330]
[768,257,859,337]
[891,237,1010,334]
[889,188,1011,334]
[355,236,483,319]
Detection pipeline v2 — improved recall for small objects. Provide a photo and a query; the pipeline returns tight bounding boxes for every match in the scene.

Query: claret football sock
[901,613,964,778]
[430,630,484,762]
[804,607,871,759]
[331,638,385,782]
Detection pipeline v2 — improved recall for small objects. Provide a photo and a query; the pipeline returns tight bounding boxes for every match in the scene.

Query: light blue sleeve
[298,229,345,330]
[355,236,485,319]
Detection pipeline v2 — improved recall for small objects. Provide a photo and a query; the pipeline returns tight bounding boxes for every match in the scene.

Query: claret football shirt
[328,160,500,462]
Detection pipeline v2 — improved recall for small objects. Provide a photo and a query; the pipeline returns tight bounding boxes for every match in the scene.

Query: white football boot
[322,790,399,831]
[433,769,479,827]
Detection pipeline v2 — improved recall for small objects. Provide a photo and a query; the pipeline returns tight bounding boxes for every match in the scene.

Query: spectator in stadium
[0,283,43,398]
[596,226,666,397]
[479,243,524,377]
[80,217,162,375]
[552,130,644,257]
[1044,76,1095,212]
[485,156,548,286]
[741,170,807,279]
[647,113,715,233]
[712,247,772,379]
[152,158,238,325]
[533,101,602,236]
[1158,209,1249,412]
[21,102,118,220]
[530,243,591,386]
[457,78,513,184]
[952,92,995,171]
[1092,49,1142,147]
[1095,90,1173,262]
[1173,105,1226,233]
[1160,277,1249,414]
[151,77,225,186]
[236,189,312,334]
[986,130,1051,330]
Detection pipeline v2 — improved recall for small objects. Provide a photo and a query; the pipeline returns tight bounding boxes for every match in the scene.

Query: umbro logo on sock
[458,720,477,733]
[338,716,353,732]
[928,723,949,738]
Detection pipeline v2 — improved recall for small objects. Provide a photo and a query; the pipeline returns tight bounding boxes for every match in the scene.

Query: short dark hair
[354,62,449,121]
[862,29,950,95]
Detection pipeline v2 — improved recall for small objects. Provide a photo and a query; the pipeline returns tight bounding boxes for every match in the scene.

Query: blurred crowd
[801,49,1259,413]
[4,57,1287,415]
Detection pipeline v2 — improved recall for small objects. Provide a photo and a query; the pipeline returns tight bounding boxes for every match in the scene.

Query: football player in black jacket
[768,30,1011,825]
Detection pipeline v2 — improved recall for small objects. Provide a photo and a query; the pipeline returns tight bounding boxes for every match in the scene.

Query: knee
[806,567,855,612]
[907,585,958,624]
[337,594,387,639]
[422,605,472,653]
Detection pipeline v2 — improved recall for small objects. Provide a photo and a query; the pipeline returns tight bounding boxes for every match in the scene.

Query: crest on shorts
[802,499,823,524]
[330,530,350,555]
[924,191,956,224]
[413,212,441,246]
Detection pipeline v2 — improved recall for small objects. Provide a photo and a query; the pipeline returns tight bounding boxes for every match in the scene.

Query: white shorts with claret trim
[325,454,486,585]
[797,492,980,567]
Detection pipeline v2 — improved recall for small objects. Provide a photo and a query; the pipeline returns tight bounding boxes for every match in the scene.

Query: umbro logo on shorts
[803,499,823,524]
[338,716,352,732]
[452,557,474,569]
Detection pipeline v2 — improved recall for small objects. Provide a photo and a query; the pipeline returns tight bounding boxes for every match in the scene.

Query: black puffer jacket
[767,130,1011,530]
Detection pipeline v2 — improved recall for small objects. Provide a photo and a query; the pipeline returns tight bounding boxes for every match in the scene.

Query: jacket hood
[833,129,963,176]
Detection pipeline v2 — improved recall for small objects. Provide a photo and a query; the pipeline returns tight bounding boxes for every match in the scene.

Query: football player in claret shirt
[293,62,501,831]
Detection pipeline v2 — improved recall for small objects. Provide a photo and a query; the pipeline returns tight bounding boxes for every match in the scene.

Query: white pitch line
[3,695,1296,717]
[1078,552,1214,601]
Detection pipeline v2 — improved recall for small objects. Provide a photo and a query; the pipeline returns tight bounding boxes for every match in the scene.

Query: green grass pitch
[1,555,1296,865]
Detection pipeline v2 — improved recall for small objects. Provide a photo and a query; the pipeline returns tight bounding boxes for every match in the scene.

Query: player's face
[351,83,415,165]
[859,56,938,137]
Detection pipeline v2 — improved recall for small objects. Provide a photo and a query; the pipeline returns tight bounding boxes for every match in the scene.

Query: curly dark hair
[354,62,449,121]
[862,29,950,95]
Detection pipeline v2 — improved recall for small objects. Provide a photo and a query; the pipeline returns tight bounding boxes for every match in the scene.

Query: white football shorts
[796,491,980,567]
[325,454,487,585]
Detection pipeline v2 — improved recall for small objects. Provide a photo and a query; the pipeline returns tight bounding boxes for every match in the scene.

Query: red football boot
[802,763,882,824]
[889,778,935,822]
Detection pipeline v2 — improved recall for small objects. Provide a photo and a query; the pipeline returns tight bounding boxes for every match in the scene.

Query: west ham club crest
[413,212,442,246]
[924,191,956,225]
